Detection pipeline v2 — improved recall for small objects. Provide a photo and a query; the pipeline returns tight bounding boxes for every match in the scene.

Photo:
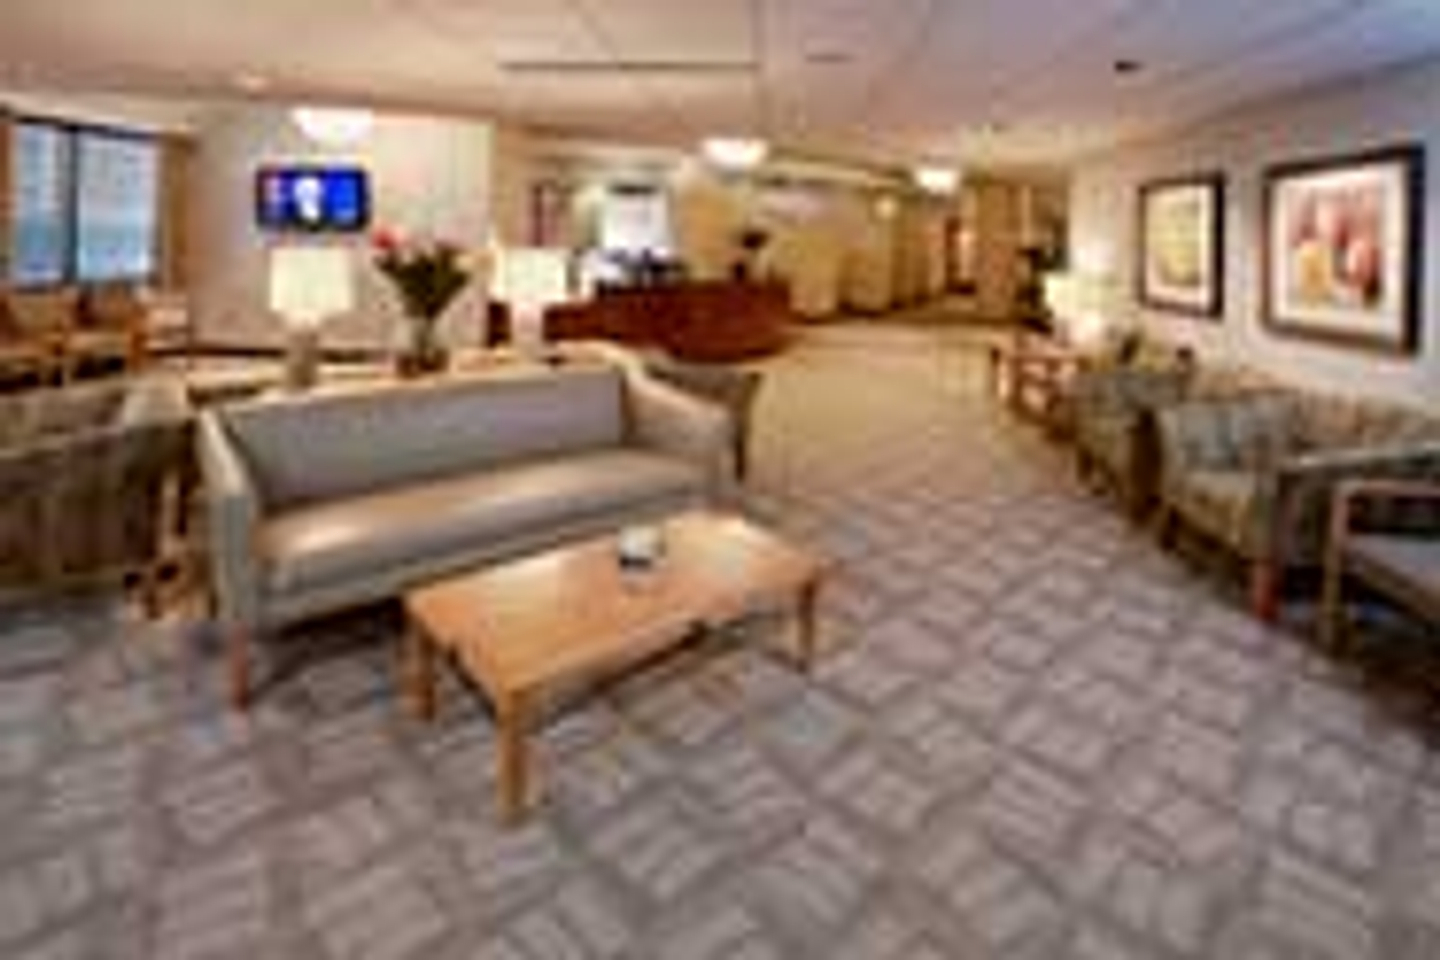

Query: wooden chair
[1321,478,1440,649]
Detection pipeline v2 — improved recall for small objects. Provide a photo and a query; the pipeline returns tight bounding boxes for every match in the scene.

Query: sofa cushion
[224,365,628,507]
[1171,468,1267,558]
[260,448,702,595]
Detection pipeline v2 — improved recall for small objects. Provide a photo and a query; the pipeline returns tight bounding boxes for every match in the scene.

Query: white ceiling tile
[1,0,1439,168]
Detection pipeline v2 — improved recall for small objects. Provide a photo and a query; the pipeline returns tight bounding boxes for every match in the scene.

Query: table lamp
[494,247,571,361]
[1044,271,1117,349]
[268,246,355,390]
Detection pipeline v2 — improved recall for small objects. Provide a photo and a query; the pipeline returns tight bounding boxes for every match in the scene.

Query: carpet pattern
[1,326,1438,959]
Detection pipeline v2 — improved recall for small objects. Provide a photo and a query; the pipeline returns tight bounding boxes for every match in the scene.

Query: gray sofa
[200,360,732,706]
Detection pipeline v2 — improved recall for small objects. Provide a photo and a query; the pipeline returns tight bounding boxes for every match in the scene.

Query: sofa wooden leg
[229,629,252,710]
[1250,561,1280,623]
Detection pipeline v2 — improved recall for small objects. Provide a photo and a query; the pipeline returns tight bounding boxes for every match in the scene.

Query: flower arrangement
[371,228,471,320]
[371,228,473,375]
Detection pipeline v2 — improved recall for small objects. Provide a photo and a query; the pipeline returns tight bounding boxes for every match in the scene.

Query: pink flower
[371,227,401,253]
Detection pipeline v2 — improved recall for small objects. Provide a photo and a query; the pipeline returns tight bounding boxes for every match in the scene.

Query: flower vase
[396,314,448,378]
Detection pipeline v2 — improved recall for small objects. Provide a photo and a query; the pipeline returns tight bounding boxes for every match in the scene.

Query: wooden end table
[404,511,824,823]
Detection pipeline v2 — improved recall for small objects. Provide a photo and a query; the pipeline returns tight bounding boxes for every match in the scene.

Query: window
[8,119,162,287]
[76,133,160,282]
[11,123,72,286]
[600,186,672,256]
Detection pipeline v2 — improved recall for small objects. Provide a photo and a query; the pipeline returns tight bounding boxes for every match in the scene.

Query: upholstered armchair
[1156,391,1440,620]
[1321,477,1440,648]
[0,376,192,607]
[70,283,150,376]
[639,351,763,481]
[1,289,68,384]
[1073,363,1193,518]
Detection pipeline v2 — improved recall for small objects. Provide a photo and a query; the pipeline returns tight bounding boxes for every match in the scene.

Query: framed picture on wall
[1137,174,1225,317]
[1262,144,1424,354]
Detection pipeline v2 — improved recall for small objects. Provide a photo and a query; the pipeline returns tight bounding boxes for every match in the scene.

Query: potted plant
[372,228,472,376]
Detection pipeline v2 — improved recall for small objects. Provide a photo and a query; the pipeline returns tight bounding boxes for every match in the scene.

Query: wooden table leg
[496,691,531,824]
[405,625,439,721]
[796,578,821,672]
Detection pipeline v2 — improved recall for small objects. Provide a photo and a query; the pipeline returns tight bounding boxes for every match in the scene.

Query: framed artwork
[1262,144,1425,354]
[1138,174,1225,317]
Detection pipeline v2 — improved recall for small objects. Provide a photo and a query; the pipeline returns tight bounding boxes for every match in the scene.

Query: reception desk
[493,281,793,362]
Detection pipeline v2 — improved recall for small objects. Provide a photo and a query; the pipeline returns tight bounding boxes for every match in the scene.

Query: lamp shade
[493,247,571,359]
[494,248,571,318]
[268,246,355,328]
[1045,270,1118,347]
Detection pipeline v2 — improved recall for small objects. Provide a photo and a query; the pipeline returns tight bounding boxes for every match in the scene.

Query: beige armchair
[1,289,68,385]
[70,282,150,376]
[0,376,191,606]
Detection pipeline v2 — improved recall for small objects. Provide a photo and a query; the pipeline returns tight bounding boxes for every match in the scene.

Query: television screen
[256,166,370,233]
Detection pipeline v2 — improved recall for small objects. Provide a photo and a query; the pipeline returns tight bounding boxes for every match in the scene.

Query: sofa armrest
[623,369,735,502]
[198,411,264,628]
[1278,443,1440,563]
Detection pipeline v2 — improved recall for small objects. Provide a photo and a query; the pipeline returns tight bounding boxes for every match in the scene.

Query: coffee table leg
[796,578,821,671]
[497,691,531,824]
[405,625,438,721]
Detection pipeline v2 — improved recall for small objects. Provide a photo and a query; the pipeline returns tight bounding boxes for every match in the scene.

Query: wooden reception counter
[493,281,793,362]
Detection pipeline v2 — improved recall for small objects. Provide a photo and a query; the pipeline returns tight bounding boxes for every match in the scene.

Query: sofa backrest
[219,364,628,507]
[1296,392,1440,451]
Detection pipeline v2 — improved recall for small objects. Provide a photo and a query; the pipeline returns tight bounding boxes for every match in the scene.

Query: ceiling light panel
[565,0,755,66]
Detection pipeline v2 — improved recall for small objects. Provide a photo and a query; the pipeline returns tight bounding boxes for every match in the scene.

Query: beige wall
[1071,56,1440,405]
[190,105,496,351]
[0,108,11,283]
[495,142,962,320]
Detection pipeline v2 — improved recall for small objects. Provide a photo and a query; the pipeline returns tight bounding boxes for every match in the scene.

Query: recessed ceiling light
[1113,58,1143,76]
[701,137,770,172]
[293,106,375,146]
[914,165,960,196]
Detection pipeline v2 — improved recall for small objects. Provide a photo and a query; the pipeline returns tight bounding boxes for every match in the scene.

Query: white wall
[1071,56,1440,406]
[190,104,495,351]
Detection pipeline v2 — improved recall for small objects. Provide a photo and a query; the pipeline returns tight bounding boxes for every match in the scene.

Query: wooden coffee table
[403,511,824,822]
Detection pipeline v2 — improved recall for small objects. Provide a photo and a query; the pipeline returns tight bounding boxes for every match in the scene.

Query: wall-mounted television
[256,165,370,233]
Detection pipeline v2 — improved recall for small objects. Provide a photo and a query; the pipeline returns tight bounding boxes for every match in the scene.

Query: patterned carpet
[2,325,1439,959]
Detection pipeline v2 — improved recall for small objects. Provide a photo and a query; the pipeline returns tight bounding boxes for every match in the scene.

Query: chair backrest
[78,283,145,330]
[5,288,76,336]
[219,364,628,508]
